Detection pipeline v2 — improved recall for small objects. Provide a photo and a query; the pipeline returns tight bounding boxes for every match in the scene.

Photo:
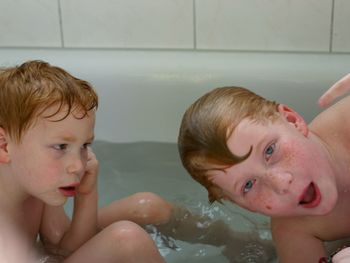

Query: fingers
[332,247,350,263]
[319,74,350,108]
[78,148,99,195]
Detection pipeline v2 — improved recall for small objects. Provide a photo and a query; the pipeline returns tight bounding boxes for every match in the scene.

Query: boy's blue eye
[265,143,275,160]
[243,179,255,193]
[81,143,91,149]
[53,144,67,150]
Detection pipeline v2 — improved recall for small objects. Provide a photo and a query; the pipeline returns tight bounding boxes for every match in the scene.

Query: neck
[0,169,32,209]
[309,131,350,197]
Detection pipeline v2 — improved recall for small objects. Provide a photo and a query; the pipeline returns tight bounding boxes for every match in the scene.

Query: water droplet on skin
[138,198,151,204]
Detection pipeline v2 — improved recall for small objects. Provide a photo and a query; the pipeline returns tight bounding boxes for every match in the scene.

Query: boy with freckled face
[0,60,172,262]
[178,75,350,263]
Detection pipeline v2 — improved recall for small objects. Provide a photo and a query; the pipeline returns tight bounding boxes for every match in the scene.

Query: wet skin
[0,106,96,251]
[208,102,350,262]
[209,113,337,217]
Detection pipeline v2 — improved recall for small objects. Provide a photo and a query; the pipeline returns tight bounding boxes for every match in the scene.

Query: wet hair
[178,87,279,203]
[0,60,98,142]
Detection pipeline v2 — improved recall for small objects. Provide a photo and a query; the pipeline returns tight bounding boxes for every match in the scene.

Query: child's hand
[319,74,350,107]
[78,148,99,195]
[332,247,350,263]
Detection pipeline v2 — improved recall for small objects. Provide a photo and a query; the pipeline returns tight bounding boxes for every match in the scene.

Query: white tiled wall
[332,0,350,52]
[0,0,349,53]
[0,0,61,47]
[196,0,332,52]
[60,0,193,49]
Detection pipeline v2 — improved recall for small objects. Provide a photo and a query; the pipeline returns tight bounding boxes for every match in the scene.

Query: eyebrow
[88,135,95,142]
[232,174,243,196]
[60,135,76,142]
[58,134,95,142]
[208,167,242,197]
[256,133,269,154]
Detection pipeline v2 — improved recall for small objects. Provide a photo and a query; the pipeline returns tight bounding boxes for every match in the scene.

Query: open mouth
[59,185,77,197]
[299,182,321,208]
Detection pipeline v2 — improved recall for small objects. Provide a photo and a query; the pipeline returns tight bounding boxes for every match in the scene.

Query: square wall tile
[61,0,194,49]
[332,0,350,52]
[0,0,61,47]
[196,0,332,52]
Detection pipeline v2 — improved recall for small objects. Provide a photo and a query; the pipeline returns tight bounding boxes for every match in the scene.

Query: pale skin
[318,73,350,108]
[0,105,171,263]
[333,247,350,263]
[319,73,350,263]
[207,74,350,262]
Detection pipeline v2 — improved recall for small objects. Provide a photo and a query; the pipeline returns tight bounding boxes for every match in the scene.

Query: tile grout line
[329,0,335,53]
[193,0,197,50]
[57,0,65,48]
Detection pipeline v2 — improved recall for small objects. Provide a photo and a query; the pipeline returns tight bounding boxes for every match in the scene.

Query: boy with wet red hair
[0,60,171,262]
[178,74,350,263]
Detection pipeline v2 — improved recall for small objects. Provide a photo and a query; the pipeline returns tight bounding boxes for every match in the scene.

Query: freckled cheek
[280,141,309,167]
[265,205,272,210]
[249,192,275,212]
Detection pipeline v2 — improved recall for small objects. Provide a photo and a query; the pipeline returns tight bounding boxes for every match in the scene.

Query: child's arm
[58,148,99,250]
[40,149,99,254]
[272,217,326,263]
[319,74,350,107]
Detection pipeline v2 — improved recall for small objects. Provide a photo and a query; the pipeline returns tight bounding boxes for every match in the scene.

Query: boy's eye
[81,143,91,150]
[243,179,255,194]
[264,143,275,161]
[53,144,67,150]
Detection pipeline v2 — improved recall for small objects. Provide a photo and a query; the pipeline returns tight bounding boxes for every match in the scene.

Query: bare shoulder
[0,197,45,245]
[271,216,313,237]
[271,217,326,262]
[271,208,350,262]
[271,211,350,240]
[310,96,350,141]
[313,96,350,124]
[330,95,350,117]
[271,216,322,247]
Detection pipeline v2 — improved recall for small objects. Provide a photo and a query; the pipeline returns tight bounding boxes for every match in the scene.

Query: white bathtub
[1,48,350,143]
[1,48,350,262]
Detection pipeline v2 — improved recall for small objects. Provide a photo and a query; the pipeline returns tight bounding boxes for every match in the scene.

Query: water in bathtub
[65,140,277,263]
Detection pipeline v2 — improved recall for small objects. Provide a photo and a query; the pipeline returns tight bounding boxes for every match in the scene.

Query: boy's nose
[66,155,85,177]
[265,170,293,194]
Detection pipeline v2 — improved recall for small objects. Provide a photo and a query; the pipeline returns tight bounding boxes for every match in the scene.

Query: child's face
[7,105,95,206]
[209,109,338,217]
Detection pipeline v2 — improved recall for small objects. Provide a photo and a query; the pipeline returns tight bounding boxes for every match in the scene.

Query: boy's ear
[0,127,10,163]
[277,104,309,136]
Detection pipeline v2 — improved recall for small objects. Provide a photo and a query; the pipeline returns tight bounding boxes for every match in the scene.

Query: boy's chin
[310,192,338,216]
[321,187,338,213]
[43,196,68,207]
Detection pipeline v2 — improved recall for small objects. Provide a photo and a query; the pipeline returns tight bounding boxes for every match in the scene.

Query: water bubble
[234,242,269,263]
[195,248,207,257]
